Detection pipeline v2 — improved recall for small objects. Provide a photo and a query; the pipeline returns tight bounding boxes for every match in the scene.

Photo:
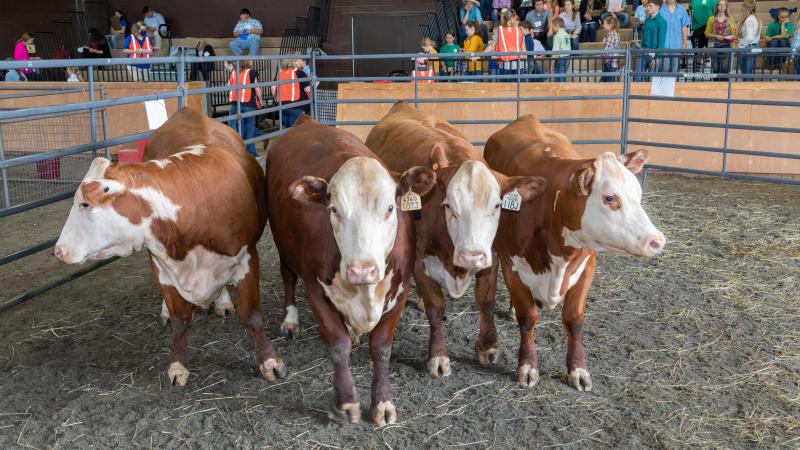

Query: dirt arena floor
[0,174,798,449]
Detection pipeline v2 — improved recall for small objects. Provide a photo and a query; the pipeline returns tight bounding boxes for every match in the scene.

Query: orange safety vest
[128,35,153,59]
[276,68,300,102]
[496,26,522,61]
[411,68,435,84]
[228,69,252,103]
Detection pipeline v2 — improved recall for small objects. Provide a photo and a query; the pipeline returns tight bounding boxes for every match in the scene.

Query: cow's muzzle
[346,262,380,285]
[455,250,490,271]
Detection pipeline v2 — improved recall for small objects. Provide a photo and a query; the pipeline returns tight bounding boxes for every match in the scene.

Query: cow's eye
[80,202,90,209]
[330,207,338,214]
[103,186,109,193]
[603,195,616,204]
[442,203,451,209]
[495,202,501,209]
[387,205,394,214]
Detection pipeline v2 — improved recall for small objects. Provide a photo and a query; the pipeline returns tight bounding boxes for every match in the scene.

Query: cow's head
[565,150,665,257]
[55,157,152,264]
[291,156,435,285]
[431,144,547,271]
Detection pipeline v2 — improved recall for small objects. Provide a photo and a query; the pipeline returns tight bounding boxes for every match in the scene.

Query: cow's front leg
[474,257,500,365]
[368,284,407,426]
[236,249,287,382]
[306,281,360,423]
[562,255,596,392]
[414,260,451,378]
[159,285,192,386]
[500,256,540,387]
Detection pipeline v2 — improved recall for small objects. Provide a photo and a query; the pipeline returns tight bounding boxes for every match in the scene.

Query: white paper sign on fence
[144,99,169,130]
[650,77,676,97]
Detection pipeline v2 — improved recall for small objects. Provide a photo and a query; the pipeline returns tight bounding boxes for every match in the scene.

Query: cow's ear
[397,166,436,198]
[290,176,330,206]
[429,143,449,170]
[434,165,459,192]
[502,176,547,202]
[617,149,648,174]
[571,163,596,197]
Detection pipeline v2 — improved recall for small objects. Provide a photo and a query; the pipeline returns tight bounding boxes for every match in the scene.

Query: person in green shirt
[636,0,667,81]
[439,32,461,76]
[551,17,572,81]
[689,0,717,51]
[765,8,794,69]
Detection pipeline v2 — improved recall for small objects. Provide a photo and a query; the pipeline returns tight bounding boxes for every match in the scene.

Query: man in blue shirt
[659,0,690,74]
[229,8,263,56]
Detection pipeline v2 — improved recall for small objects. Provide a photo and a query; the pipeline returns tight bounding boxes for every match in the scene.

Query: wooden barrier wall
[0,82,204,154]
[337,82,800,175]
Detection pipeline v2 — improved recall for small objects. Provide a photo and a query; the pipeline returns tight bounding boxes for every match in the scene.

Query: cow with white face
[484,115,665,391]
[365,102,547,378]
[55,133,286,387]
[267,115,435,426]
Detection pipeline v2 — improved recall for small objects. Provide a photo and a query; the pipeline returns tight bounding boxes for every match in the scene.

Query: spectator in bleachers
[601,0,630,28]
[226,60,261,156]
[66,67,81,82]
[526,0,551,48]
[551,17,572,81]
[493,0,513,22]
[142,7,166,50]
[464,22,486,76]
[689,0,716,54]
[765,8,794,70]
[4,57,27,82]
[705,0,736,76]
[294,58,311,76]
[521,21,546,81]
[123,22,153,81]
[460,0,490,43]
[412,38,439,80]
[659,0,690,74]
[230,8,263,56]
[637,0,667,80]
[190,40,215,82]
[271,59,311,130]
[737,0,760,80]
[792,17,800,74]
[13,33,40,81]
[519,0,535,21]
[481,0,494,22]
[580,0,605,43]
[633,0,647,40]
[602,15,621,81]
[496,9,525,76]
[560,0,582,49]
[439,32,461,76]
[79,29,112,60]
[108,10,128,49]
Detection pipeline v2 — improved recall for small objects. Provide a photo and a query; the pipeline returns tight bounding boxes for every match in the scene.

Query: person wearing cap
[459,0,489,42]
[230,8,263,56]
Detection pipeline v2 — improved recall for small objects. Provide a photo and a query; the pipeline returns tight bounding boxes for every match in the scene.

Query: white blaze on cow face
[55,157,150,264]
[566,151,665,257]
[441,160,501,271]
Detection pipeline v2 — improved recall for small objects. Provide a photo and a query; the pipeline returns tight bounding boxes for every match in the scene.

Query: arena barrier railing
[1,46,799,310]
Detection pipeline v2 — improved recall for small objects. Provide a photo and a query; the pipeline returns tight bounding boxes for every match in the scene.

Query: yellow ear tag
[502,189,522,211]
[400,191,422,211]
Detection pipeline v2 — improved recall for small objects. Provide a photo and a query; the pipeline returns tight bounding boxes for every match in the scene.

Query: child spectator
[737,0,759,80]
[602,15,621,81]
[13,32,40,81]
[66,67,81,82]
[559,0,582,49]
[496,9,524,76]
[521,21,546,81]
[638,0,667,80]
[765,8,794,70]
[483,39,499,80]
[551,17,572,81]
[439,32,461,76]
[633,0,648,40]
[704,0,736,76]
[580,0,606,43]
[413,38,439,77]
[602,0,630,28]
[464,22,486,76]
[460,0,489,43]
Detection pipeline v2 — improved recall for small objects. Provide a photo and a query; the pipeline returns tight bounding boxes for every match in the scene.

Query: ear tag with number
[400,191,422,211]
[502,189,522,212]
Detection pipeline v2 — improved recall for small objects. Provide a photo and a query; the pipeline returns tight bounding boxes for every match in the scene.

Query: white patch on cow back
[149,159,171,169]
[148,145,206,169]
[319,270,395,337]
[422,255,475,298]
[129,187,181,221]
[510,254,588,311]
[152,244,251,309]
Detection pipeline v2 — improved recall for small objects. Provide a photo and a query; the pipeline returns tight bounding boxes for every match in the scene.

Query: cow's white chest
[152,244,250,309]
[510,254,587,311]
[422,255,475,299]
[319,270,398,338]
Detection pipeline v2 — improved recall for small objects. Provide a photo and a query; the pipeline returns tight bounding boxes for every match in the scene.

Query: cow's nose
[346,262,379,285]
[644,235,666,256]
[456,251,489,270]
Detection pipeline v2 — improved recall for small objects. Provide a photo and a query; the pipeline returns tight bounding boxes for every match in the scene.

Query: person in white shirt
[142,6,167,49]
[737,0,759,80]
[601,0,630,27]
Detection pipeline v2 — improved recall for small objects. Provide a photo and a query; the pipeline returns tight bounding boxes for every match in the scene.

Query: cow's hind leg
[414,261,451,378]
[475,257,500,365]
[562,255,596,392]
[279,260,300,338]
[236,248,287,382]
[500,256,540,387]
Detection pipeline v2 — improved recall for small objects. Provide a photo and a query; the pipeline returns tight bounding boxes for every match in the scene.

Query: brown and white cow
[267,115,435,426]
[54,109,286,386]
[365,102,547,378]
[484,115,665,391]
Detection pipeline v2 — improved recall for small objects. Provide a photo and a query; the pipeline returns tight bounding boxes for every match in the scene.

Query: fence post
[414,69,419,109]
[88,65,97,159]
[100,88,110,160]
[516,56,521,119]
[0,134,10,210]
[177,48,187,110]
[310,52,318,121]
[235,60,242,135]
[721,72,733,175]
[620,45,632,155]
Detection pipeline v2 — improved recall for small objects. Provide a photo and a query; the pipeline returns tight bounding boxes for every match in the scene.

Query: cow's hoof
[160,301,169,326]
[427,356,452,378]
[259,358,288,382]
[371,400,397,427]
[517,363,539,387]
[167,362,189,386]
[280,320,299,339]
[330,402,361,424]
[568,368,592,392]
[477,346,500,365]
